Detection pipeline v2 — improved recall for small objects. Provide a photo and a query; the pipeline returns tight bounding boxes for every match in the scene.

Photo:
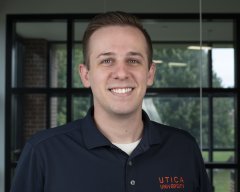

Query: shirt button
[128,161,133,166]
[130,180,136,186]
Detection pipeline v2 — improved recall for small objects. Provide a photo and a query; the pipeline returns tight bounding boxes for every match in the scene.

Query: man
[11,11,212,192]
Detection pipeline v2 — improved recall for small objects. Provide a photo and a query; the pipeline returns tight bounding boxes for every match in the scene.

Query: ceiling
[16,19,233,43]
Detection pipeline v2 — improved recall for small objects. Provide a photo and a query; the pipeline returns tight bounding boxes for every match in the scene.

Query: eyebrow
[126,52,144,58]
[96,52,115,58]
[96,51,144,59]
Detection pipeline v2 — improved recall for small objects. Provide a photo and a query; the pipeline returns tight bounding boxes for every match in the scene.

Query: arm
[10,143,44,192]
[193,141,212,192]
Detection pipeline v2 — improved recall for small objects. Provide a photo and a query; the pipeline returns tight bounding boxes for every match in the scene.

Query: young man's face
[79,25,155,117]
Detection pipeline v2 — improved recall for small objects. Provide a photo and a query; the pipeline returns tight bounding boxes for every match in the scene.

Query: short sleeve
[10,142,44,192]
[192,140,212,192]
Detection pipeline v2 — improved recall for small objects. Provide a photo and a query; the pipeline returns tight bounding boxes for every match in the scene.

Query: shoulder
[142,110,196,145]
[153,120,193,136]
[149,120,197,146]
[148,121,204,163]
[27,119,83,147]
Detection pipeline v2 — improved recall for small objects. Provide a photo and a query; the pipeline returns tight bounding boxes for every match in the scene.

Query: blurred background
[1,0,240,191]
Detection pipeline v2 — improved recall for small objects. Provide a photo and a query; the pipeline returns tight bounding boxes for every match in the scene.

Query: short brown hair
[82,11,153,69]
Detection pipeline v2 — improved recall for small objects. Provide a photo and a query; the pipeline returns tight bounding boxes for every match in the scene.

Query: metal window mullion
[234,17,240,192]
[208,95,214,185]
[5,16,15,192]
[208,47,213,88]
[208,45,214,186]
[46,42,51,129]
[66,19,73,122]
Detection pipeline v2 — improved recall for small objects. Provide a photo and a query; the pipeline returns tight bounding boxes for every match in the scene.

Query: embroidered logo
[158,176,185,190]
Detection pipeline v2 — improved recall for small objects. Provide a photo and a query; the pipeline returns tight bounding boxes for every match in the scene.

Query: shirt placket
[125,158,136,192]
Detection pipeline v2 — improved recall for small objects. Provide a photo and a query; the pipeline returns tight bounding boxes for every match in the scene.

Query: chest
[42,145,198,192]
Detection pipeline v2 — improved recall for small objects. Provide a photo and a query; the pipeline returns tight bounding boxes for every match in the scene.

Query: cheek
[89,71,106,88]
[140,71,151,83]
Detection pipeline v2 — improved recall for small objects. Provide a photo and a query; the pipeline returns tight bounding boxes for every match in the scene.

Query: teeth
[111,88,132,94]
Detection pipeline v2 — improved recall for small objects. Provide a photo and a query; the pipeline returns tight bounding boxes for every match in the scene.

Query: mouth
[109,87,134,94]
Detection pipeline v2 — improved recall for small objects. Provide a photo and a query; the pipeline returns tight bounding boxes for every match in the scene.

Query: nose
[112,63,129,80]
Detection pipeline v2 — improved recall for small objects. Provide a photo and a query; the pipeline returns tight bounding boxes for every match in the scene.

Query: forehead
[88,25,148,54]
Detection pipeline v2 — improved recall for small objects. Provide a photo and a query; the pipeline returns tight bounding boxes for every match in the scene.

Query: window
[5,14,240,191]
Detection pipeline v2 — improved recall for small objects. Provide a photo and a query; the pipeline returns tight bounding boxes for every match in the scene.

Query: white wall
[1,0,240,191]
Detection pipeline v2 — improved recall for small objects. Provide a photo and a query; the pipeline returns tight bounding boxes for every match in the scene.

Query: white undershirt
[112,139,141,155]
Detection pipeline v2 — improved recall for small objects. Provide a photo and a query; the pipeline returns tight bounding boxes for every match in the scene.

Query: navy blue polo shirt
[11,107,211,192]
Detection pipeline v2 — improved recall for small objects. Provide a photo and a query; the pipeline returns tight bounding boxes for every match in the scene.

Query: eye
[101,59,113,64]
[128,59,140,64]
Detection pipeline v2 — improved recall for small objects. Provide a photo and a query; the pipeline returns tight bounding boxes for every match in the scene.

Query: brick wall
[23,39,47,87]
[23,94,46,141]
[22,39,48,141]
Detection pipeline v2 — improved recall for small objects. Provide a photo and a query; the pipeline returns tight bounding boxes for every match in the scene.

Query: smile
[110,88,133,94]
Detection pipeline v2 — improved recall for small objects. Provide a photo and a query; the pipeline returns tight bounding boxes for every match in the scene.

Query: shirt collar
[81,107,162,150]
[81,107,112,149]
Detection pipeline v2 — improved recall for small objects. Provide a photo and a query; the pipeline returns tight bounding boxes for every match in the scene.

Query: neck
[93,108,144,144]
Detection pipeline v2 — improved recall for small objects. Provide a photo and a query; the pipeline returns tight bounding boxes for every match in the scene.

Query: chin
[110,106,140,116]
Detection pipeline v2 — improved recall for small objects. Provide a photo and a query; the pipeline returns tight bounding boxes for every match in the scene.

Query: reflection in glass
[72,96,91,120]
[152,44,208,88]
[213,169,235,192]
[143,96,209,148]
[50,97,66,128]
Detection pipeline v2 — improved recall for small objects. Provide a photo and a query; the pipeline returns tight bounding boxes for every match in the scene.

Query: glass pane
[142,20,208,88]
[152,44,208,88]
[213,97,235,149]
[202,21,233,42]
[50,97,67,128]
[49,44,67,88]
[143,96,209,148]
[72,95,91,120]
[202,20,234,89]
[11,94,47,162]
[213,169,236,192]
[212,46,234,88]
[143,21,200,42]
[72,21,88,88]
[201,151,209,162]
[213,151,235,163]
[13,21,67,88]
[72,43,84,88]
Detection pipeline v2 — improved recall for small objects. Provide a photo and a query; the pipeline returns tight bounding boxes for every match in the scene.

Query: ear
[147,62,156,87]
[79,64,91,88]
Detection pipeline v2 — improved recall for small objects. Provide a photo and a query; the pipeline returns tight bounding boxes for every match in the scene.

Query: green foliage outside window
[52,43,234,154]
[151,46,234,151]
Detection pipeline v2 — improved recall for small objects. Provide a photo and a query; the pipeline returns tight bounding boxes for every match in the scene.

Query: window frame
[5,13,240,192]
